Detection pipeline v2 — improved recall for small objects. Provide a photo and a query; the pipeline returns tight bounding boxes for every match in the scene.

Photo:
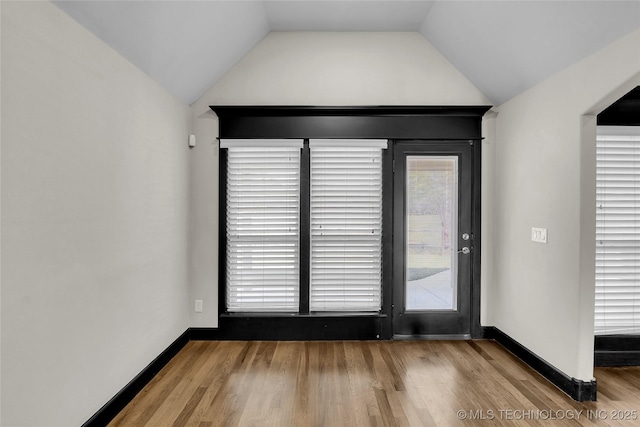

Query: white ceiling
[264,1,435,31]
[53,1,640,106]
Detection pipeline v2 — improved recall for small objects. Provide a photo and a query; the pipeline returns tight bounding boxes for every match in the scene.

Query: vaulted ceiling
[53,1,640,106]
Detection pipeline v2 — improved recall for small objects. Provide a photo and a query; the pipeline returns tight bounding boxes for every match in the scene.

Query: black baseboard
[483,326,597,402]
[595,335,640,367]
[82,329,190,427]
[194,314,388,340]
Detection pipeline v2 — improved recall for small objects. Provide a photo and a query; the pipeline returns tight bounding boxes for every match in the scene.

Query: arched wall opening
[579,74,640,372]
[585,83,640,366]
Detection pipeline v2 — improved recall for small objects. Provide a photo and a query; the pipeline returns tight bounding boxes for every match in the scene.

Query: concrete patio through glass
[406,269,454,310]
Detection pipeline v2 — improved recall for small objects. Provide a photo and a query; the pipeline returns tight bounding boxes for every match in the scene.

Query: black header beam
[211,105,492,140]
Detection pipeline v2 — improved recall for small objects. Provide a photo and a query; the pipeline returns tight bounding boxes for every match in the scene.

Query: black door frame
[392,141,475,337]
[209,106,488,340]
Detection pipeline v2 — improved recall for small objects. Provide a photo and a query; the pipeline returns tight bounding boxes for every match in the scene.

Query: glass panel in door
[405,156,458,311]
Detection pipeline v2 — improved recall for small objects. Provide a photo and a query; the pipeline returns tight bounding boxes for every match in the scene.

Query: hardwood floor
[109,340,640,426]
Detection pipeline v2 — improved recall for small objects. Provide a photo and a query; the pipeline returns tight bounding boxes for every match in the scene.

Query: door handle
[458,247,471,255]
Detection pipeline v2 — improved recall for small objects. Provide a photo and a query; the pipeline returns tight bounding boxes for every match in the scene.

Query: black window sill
[221,312,387,318]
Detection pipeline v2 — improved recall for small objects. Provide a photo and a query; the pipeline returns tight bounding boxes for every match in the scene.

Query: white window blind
[596,127,640,334]
[224,139,303,312]
[309,139,387,312]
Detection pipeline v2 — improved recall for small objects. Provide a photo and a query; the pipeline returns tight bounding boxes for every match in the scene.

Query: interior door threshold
[393,334,471,340]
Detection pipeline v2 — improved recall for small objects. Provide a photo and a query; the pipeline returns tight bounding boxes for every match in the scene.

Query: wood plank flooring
[109,340,640,426]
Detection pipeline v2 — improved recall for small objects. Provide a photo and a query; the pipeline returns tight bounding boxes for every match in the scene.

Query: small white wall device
[531,227,548,244]
[188,134,196,148]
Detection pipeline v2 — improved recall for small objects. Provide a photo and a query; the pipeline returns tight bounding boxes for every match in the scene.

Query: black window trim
[211,105,490,340]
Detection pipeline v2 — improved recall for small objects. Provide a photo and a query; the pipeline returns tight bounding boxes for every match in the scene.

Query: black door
[393,141,474,337]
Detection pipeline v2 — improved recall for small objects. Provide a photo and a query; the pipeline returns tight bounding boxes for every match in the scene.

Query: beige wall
[491,29,640,381]
[480,110,498,326]
[204,32,490,107]
[189,31,491,327]
[1,2,191,426]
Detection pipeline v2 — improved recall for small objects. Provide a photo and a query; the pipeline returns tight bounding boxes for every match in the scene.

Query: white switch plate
[531,227,548,244]
[195,299,203,313]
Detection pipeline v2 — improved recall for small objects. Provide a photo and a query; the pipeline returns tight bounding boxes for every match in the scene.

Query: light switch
[531,227,548,244]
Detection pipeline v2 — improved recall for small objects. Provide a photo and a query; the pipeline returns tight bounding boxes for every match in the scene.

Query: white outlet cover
[195,299,203,312]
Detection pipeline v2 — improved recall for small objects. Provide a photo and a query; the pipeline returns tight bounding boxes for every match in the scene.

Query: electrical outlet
[531,227,548,244]
[195,299,203,313]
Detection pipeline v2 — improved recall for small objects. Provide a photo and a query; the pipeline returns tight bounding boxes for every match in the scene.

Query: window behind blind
[595,127,640,334]
[309,139,387,312]
[222,140,303,312]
